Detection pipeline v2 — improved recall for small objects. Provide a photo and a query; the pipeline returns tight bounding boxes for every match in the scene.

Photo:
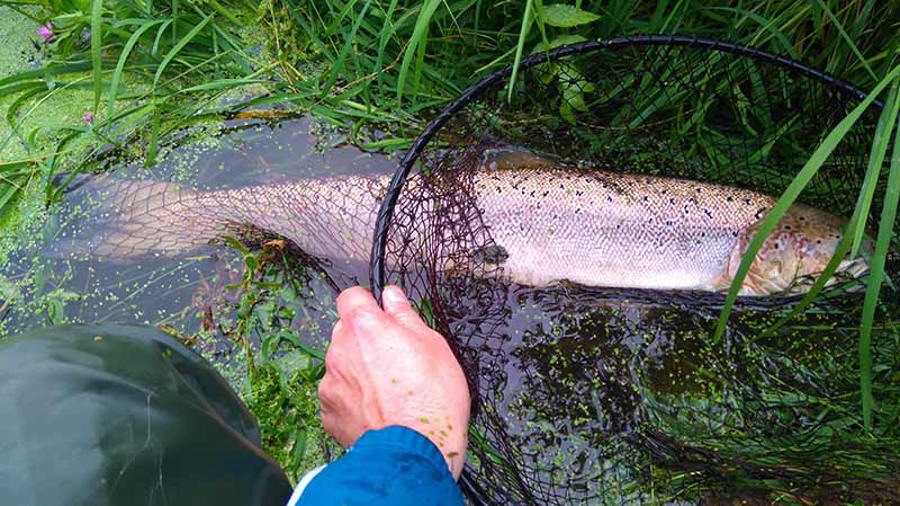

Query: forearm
[289,426,465,506]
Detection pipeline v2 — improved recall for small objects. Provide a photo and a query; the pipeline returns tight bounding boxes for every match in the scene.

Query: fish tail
[51,175,218,259]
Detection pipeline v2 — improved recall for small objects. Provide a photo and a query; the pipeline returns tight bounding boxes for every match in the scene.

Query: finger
[336,286,380,322]
[381,285,433,333]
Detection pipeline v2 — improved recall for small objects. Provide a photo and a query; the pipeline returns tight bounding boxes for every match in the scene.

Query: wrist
[357,425,465,477]
[399,418,468,479]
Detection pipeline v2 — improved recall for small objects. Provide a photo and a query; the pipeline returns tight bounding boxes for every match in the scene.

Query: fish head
[726,204,870,296]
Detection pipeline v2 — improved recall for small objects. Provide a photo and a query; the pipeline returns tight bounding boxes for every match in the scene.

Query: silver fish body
[72,150,866,296]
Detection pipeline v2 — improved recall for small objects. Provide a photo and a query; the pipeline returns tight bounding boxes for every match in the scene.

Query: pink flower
[83,111,94,125]
[38,22,53,43]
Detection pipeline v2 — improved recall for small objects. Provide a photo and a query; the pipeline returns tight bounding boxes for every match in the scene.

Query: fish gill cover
[374,38,899,504]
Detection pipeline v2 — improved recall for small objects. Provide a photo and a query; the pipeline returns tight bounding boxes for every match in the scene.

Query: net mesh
[373,37,898,504]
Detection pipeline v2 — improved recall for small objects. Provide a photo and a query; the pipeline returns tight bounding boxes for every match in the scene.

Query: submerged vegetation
[0,0,898,502]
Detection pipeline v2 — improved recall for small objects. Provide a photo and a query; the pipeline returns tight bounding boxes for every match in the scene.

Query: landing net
[371,36,899,504]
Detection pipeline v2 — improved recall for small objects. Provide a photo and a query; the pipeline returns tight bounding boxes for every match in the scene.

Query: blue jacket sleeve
[291,426,465,506]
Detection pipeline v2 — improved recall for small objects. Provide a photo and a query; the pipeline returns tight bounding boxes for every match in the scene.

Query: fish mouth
[782,256,870,295]
[839,256,870,280]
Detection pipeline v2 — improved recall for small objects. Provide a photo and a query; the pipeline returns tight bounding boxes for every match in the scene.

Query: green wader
[0,323,292,506]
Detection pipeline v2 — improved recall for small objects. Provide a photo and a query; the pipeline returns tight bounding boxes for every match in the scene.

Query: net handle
[368,33,877,305]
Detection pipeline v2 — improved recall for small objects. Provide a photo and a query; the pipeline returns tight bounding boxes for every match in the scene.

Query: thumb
[382,285,431,333]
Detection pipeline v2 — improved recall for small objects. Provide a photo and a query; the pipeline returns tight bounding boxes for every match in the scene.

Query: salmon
[63,147,868,296]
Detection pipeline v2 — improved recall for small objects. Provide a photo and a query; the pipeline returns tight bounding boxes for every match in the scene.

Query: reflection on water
[1,117,897,504]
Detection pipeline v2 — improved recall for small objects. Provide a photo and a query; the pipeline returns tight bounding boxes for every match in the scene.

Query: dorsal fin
[480,145,562,171]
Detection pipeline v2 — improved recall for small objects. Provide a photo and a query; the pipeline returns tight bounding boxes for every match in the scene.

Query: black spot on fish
[732,231,740,237]
[665,220,673,226]
[701,232,706,237]
[743,197,752,205]
[784,225,792,230]
[606,196,612,202]
[542,191,549,197]
[530,190,536,197]
[576,190,583,197]
[726,196,734,202]
[642,196,649,202]
[799,216,806,221]
[669,198,676,205]
[816,239,822,244]
[703,209,713,219]
[471,245,509,265]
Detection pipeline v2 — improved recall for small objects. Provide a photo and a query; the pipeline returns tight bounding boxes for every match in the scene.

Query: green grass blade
[204,0,242,26]
[322,0,370,98]
[412,14,428,102]
[175,77,269,93]
[813,0,877,82]
[146,104,161,166]
[396,0,441,103]
[851,77,900,256]
[152,15,212,91]
[507,0,534,102]
[107,19,167,129]
[858,77,900,430]
[90,0,104,113]
[713,64,900,342]
[373,0,399,79]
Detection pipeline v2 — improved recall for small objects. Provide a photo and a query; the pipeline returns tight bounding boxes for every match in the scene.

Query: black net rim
[369,34,881,302]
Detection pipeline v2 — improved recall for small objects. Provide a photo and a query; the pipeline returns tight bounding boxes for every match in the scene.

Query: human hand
[318,285,471,479]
